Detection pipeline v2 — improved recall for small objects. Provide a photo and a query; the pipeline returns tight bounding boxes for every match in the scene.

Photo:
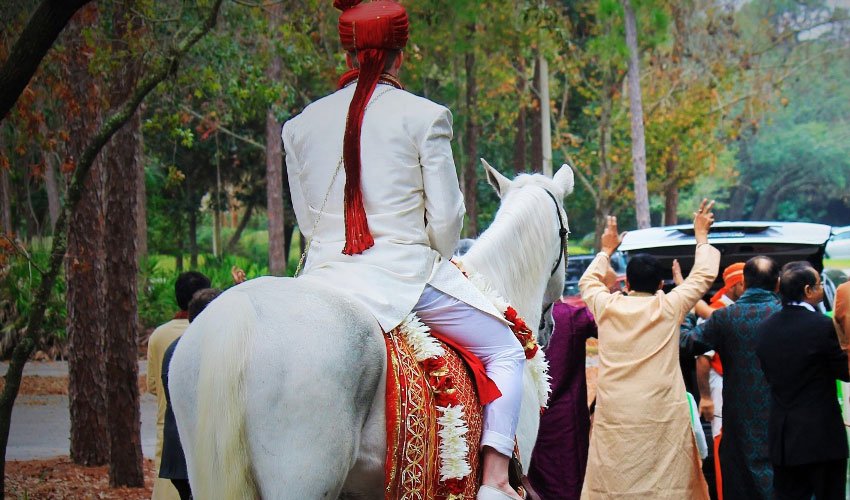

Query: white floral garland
[396,264,553,490]
[398,314,471,487]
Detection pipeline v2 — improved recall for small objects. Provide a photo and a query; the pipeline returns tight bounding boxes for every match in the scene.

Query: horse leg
[340,367,386,497]
[245,289,385,499]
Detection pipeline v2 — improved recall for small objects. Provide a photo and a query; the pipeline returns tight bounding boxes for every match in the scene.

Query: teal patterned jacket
[680,287,781,500]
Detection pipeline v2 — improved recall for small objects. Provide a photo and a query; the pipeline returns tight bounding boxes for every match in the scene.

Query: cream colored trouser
[412,285,525,456]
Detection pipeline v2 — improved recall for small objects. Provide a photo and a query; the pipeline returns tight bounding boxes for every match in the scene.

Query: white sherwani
[282,83,502,332]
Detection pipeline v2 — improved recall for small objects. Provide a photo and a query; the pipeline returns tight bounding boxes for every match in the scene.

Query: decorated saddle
[381,261,550,499]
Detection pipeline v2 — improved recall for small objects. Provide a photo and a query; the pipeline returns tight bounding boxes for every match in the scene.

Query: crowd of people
[145,220,849,500]
[531,203,850,500]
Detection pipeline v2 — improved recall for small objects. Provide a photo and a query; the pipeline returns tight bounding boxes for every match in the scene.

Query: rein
[542,189,569,277]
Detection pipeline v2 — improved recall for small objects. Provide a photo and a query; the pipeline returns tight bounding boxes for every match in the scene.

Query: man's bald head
[743,256,780,291]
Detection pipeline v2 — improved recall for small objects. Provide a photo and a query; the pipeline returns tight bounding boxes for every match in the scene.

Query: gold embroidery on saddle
[383,315,482,499]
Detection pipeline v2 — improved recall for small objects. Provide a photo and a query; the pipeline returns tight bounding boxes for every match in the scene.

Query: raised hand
[601,215,624,257]
[693,199,715,245]
[231,265,247,284]
[671,259,684,286]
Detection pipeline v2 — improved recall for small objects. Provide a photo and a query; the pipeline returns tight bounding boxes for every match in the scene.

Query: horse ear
[481,158,511,198]
[553,163,575,197]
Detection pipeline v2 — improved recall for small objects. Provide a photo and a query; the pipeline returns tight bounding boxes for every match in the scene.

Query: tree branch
[0,235,46,276]
[179,105,265,151]
[0,0,93,121]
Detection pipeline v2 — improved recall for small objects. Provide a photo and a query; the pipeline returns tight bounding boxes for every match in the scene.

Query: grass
[569,245,593,255]
[825,258,850,270]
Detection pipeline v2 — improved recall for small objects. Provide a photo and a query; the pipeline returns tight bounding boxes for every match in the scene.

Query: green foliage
[825,259,850,271]
[731,33,850,222]
[4,0,849,340]
[137,253,269,329]
[0,241,66,348]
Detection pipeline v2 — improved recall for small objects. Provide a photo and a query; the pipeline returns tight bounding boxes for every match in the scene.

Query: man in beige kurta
[579,204,720,499]
[147,271,209,500]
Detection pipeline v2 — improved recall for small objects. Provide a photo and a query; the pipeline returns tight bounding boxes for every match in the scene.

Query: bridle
[539,188,569,336]
[542,189,569,277]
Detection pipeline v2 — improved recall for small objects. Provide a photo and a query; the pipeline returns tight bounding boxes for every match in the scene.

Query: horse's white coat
[169,163,573,499]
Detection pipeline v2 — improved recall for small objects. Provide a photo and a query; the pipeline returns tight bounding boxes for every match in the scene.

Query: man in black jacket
[756,261,849,500]
[160,288,222,499]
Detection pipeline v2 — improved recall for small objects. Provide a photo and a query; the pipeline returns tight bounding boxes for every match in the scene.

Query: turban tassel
[341,49,387,255]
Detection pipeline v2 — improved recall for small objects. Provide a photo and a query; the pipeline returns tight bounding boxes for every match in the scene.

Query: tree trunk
[0,160,11,235]
[463,32,478,237]
[513,55,526,175]
[175,228,184,272]
[65,10,108,466]
[0,0,93,120]
[212,159,222,257]
[595,76,616,249]
[265,107,285,274]
[226,197,255,253]
[538,54,552,177]
[66,167,108,466]
[265,3,286,275]
[44,154,61,231]
[664,142,679,225]
[188,202,198,269]
[723,184,750,220]
[103,111,144,487]
[23,178,40,239]
[136,132,147,260]
[101,5,144,484]
[623,0,651,229]
[751,182,786,220]
[530,55,543,174]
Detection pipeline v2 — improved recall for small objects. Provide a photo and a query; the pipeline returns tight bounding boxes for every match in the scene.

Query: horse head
[465,159,574,335]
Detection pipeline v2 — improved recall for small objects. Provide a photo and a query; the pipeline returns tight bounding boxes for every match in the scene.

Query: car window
[566,256,594,282]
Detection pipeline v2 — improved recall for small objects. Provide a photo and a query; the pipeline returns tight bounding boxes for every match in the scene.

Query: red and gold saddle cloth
[383,329,484,499]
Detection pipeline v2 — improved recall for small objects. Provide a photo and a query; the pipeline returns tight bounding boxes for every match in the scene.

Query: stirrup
[508,456,540,500]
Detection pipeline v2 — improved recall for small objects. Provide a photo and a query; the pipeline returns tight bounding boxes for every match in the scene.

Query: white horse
[169,161,574,499]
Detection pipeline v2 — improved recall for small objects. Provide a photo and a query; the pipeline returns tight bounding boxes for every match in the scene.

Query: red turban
[710,262,745,305]
[334,0,409,255]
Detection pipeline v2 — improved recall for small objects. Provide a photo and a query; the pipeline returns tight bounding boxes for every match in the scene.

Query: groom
[282,1,533,497]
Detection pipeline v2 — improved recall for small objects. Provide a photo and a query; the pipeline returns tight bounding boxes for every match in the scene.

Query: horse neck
[463,188,560,335]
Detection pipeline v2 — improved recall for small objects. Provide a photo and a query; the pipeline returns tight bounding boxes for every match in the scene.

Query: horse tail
[191,289,259,499]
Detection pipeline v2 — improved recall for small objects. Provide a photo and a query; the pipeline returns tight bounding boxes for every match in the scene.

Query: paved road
[2,361,158,461]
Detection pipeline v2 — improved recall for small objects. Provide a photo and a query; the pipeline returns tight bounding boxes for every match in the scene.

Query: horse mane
[462,174,567,334]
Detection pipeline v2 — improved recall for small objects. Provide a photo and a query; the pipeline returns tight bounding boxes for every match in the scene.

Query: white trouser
[709,370,723,437]
[412,285,525,457]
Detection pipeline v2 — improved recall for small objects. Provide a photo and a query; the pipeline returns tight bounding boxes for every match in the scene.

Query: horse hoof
[477,485,520,500]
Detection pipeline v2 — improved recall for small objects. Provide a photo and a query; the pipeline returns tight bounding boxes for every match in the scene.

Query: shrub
[137,253,270,329]
[0,241,66,358]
